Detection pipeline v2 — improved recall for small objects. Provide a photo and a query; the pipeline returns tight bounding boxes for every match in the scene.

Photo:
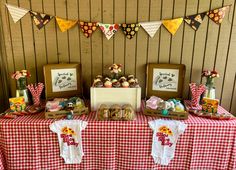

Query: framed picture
[44,63,82,99]
[146,63,185,100]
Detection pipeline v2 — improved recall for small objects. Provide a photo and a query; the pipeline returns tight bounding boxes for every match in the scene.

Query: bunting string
[5,3,231,40]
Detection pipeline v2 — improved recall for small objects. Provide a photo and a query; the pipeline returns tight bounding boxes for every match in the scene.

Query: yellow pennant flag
[162,18,183,35]
[56,17,78,32]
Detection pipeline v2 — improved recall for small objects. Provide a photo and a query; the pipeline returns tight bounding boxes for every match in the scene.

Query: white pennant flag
[6,4,29,23]
[140,21,162,38]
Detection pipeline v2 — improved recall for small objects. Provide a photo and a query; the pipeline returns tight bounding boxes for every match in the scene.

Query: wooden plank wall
[0,0,236,114]
[0,3,9,112]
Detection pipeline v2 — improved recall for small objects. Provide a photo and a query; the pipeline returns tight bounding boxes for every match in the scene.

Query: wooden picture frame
[146,63,185,100]
[43,63,82,100]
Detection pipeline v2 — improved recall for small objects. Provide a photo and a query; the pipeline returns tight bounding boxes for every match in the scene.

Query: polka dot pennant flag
[56,17,78,32]
[79,21,98,38]
[29,11,53,30]
[162,18,183,35]
[121,23,140,39]
[207,5,230,24]
[98,23,119,40]
[184,12,206,31]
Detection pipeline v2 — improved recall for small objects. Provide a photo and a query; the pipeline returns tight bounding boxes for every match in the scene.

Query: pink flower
[109,64,122,74]
[11,70,31,80]
[202,69,219,79]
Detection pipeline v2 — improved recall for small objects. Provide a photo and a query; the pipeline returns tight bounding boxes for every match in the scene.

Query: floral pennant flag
[5,4,29,23]
[121,23,140,39]
[98,23,119,40]
[79,21,98,38]
[184,12,206,31]
[139,21,162,38]
[162,17,183,35]
[207,5,230,24]
[29,11,53,30]
[56,17,78,32]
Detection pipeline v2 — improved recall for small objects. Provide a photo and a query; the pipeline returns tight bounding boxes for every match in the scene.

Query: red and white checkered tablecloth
[0,102,236,170]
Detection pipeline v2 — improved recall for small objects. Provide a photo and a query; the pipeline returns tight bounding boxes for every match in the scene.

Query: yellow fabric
[56,17,78,32]
[162,18,183,35]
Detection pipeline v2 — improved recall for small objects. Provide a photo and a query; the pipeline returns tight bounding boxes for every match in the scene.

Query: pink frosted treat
[146,96,163,110]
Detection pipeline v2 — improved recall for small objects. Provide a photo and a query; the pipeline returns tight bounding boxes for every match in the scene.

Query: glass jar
[203,77,216,99]
[16,77,30,104]
[16,77,27,90]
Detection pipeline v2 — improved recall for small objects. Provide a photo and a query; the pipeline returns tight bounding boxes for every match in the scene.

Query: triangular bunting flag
[121,23,140,39]
[29,11,53,30]
[5,4,29,23]
[140,21,162,38]
[56,17,78,32]
[184,12,206,31]
[98,23,119,40]
[207,6,230,24]
[79,21,98,38]
[162,18,183,35]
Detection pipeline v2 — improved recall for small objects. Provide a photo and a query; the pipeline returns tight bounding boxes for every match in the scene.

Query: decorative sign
[51,68,77,92]
[152,68,179,92]
[146,64,185,100]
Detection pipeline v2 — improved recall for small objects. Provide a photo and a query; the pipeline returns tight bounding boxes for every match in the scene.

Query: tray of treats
[97,104,135,121]
[45,97,89,119]
[143,96,188,120]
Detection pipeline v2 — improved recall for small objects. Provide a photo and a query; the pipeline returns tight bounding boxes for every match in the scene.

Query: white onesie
[148,119,187,165]
[50,119,88,164]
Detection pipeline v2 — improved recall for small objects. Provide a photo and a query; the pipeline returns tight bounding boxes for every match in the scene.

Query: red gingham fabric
[0,101,236,170]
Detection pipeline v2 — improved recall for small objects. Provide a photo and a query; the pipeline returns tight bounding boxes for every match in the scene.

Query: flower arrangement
[11,70,31,80]
[201,70,219,87]
[11,70,31,90]
[109,64,122,79]
[202,70,219,99]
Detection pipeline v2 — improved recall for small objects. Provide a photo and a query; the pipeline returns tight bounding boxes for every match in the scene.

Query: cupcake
[95,75,103,80]
[104,77,111,82]
[129,81,139,88]
[104,80,112,88]
[111,79,118,83]
[128,78,135,84]
[112,81,121,88]
[119,76,127,83]
[122,81,129,88]
[93,79,103,87]
[127,75,134,81]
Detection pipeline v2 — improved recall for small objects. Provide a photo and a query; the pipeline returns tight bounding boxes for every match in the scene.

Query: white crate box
[90,87,141,111]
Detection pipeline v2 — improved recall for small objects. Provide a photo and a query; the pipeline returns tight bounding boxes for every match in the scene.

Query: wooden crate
[90,87,141,111]
[142,103,188,120]
[45,107,89,119]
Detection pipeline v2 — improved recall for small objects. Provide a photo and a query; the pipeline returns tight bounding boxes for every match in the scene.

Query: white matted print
[51,68,77,92]
[152,68,179,92]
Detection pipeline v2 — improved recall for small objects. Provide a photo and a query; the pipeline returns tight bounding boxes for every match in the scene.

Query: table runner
[0,104,235,170]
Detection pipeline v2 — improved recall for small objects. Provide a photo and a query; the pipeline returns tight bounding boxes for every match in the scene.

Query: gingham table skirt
[0,103,235,170]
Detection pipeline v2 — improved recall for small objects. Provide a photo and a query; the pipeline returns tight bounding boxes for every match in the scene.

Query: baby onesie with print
[148,119,187,165]
[50,119,88,164]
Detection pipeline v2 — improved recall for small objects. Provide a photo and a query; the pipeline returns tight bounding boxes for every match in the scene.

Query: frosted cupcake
[104,80,112,88]
[119,76,127,83]
[112,81,121,88]
[122,81,129,88]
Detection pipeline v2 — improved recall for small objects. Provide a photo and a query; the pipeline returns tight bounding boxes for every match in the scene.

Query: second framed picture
[146,63,186,100]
